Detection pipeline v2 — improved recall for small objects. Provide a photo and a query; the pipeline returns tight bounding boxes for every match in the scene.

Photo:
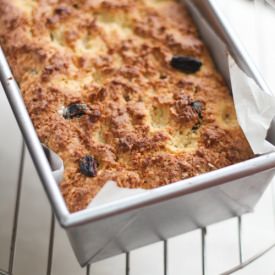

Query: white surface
[1,1,275,274]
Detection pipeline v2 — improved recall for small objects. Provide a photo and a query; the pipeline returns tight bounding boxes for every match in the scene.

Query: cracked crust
[0,0,253,212]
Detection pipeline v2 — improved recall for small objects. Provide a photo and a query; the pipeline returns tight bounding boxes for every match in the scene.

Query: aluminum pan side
[0,48,70,225]
[68,168,275,265]
[188,0,271,94]
[64,153,275,227]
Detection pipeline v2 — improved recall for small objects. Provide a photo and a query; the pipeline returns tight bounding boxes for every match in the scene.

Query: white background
[1,0,275,274]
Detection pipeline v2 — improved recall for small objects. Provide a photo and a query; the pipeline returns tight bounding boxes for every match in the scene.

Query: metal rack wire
[0,141,275,275]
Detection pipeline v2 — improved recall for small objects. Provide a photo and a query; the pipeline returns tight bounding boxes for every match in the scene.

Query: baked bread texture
[0,0,253,212]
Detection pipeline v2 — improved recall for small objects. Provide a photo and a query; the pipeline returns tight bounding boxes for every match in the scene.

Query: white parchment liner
[45,1,275,208]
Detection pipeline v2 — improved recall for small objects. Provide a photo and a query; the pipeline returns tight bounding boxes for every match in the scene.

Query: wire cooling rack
[1,141,275,275]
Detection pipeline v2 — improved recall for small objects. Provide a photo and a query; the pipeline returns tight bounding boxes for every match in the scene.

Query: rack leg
[201,227,207,275]
[126,252,130,275]
[271,180,275,232]
[164,240,168,275]
[86,264,91,275]
[8,141,25,275]
[46,211,55,275]
[237,216,243,264]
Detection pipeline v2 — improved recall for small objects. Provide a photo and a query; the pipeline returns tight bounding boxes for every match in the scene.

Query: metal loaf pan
[1,0,275,267]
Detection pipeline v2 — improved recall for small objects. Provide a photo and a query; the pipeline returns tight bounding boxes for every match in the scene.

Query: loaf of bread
[0,0,253,212]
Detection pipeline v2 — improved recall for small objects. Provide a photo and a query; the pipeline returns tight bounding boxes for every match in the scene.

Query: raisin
[191,100,203,119]
[159,74,167,80]
[89,108,101,123]
[192,121,201,132]
[54,6,70,16]
[79,155,98,177]
[123,93,131,102]
[190,101,204,132]
[170,56,202,74]
[63,103,87,119]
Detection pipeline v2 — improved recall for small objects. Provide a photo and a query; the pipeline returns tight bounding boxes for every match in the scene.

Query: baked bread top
[0,0,253,212]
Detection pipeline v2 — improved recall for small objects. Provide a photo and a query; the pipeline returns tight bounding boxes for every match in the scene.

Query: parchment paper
[46,1,275,208]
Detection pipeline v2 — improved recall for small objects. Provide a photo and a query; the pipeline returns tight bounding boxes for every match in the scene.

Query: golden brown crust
[0,0,253,212]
